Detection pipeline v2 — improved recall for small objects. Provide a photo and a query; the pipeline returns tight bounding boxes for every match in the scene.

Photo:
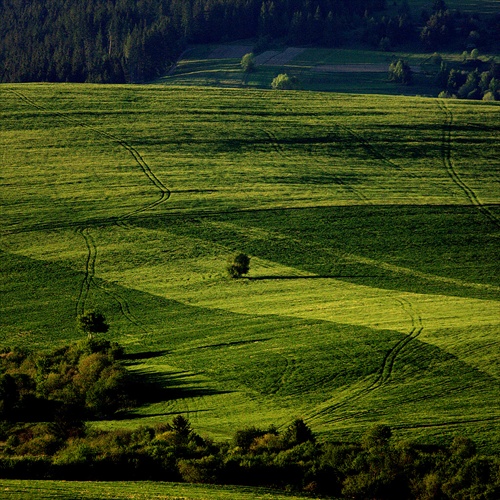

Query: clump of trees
[0,338,130,422]
[388,59,413,85]
[0,0,183,83]
[241,53,256,73]
[1,337,500,496]
[271,73,300,90]
[1,0,498,84]
[0,0,401,84]
[436,56,500,100]
[77,311,109,339]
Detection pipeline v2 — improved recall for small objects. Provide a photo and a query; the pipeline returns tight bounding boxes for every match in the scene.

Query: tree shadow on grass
[115,408,214,420]
[124,368,231,419]
[195,338,271,350]
[124,349,170,364]
[247,275,383,280]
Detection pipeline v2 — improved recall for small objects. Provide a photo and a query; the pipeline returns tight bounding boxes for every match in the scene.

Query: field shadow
[124,349,170,362]
[269,173,363,186]
[129,368,231,408]
[115,409,214,420]
[195,338,271,350]
[248,275,382,280]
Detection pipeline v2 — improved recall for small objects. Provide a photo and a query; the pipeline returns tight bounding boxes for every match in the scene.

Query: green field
[0,480,316,500]
[1,84,499,453]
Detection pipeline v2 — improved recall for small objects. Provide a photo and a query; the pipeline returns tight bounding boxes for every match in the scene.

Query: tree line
[436,53,500,100]
[0,0,386,83]
[1,339,500,498]
[2,0,498,84]
[1,413,499,498]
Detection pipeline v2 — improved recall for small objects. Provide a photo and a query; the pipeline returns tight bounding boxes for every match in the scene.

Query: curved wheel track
[307,296,423,425]
[437,99,499,228]
[268,356,296,395]
[332,121,416,179]
[9,89,168,330]
[8,89,170,219]
[75,227,97,318]
[96,283,150,335]
[262,128,371,205]
[75,228,147,332]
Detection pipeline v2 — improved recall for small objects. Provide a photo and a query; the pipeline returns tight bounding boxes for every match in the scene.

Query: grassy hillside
[1,84,499,452]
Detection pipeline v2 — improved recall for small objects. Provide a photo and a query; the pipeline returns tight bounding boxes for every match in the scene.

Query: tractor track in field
[437,99,500,228]
[262,128,371,205]
[97,284,150,335]
[269,356,296,395]
[9,89,169,328]
[308,296,423,425]
[74,227,146,332]
[379,297,424,384]
[75,227,97,318]
[8,89,171,220]
[333,122,417,180]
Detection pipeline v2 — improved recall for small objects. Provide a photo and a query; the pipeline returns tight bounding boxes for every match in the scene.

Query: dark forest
[3,0,498,84]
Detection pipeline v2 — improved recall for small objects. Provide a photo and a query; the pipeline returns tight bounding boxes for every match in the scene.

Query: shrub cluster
[0,339,130,422]
[226,253,251,278]
[271,74,300,91]
[388,59,413,85]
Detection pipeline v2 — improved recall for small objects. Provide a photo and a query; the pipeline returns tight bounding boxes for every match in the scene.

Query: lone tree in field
[227,253,250,278]
[241,53,255,72]
[77,311,109,339]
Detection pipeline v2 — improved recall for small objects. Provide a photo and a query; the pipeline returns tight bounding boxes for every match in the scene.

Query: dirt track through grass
[8,89,171,219]
[307,296,424,425]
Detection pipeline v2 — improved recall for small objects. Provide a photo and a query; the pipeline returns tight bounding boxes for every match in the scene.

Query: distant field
[1,84,499,453]
[160,46,437,95]
[0,480,316,500]
[161,45,499,96]
[398,0,500,14]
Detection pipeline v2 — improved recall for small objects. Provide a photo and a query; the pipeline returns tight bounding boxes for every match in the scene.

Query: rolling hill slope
[1,84,499,451]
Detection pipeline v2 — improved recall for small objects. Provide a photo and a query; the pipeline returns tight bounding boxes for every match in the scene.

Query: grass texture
[0,480,316,500]
[1,84,499,452]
